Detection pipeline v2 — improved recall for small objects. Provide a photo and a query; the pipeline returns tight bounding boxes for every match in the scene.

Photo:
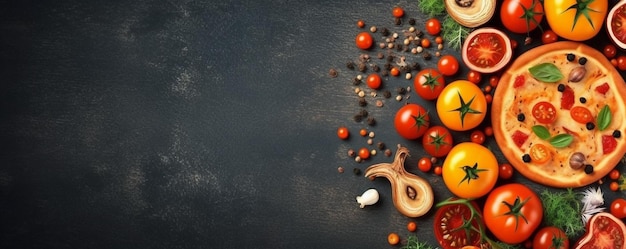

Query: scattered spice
[329,68,338,78]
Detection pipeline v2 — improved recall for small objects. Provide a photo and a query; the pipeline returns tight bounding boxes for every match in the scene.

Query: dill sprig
[442,16,471,50]
[401,235,437,249]
[540,188,585,238]
[417,0,446,17]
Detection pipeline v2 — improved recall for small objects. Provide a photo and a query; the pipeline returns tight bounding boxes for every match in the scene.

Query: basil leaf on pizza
[549,134,573,148]
[597,105,612,131]
[528,63,563,82]
[532,125,551,140]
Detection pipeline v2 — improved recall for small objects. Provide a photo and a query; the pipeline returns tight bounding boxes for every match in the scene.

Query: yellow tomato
[436,80,487,131]
[544,0,608,41]
[442,142,499,199]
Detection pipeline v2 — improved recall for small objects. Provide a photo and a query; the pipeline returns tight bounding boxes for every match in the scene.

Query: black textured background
[1,0,623,248]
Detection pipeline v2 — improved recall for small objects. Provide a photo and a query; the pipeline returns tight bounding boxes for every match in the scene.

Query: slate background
[0,0,623,248]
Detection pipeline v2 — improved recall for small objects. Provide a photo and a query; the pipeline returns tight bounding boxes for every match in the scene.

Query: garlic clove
[356,188,379,208]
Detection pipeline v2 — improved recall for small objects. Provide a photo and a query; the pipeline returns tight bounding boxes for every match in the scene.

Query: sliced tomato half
[608,3,626,49]
[434,201,482,249]
[462,28,513,74]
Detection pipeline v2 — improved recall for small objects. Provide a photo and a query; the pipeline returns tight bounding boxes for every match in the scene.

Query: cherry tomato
[489,76,499,87]
[435,36,443,44]
[434,166,442,175]
[462,28,512,74]
[355,32,373,50]
[337,126,349,140]
[366,73,382,89]
[392,6,404,17]
[570,106,593,124]
[418,157,433,172]
[610,169,621,180]
[387,232,400,245]
[470,130,486,145]
[436,80,487,131]
[437,55,460,76]
[611,181,620,192]
[442,142,499,199]
[500,0,544,34]
[604,44,617,59]
[421,38,431,48]
[484,183,543,244]
[390,67,400,76]
[423,126,454,157]
[533,226,569,249]
[467,70,482,84]
[358,147,370,159]
[575,213,626,248]
[532,101,557,124]
[617,55,626,71]
[541,30,559,44]
[529,143,551,164]
[498,163,514,180]
[359,128,367,136]
[394,103,430,140]
[407,221,417,232]
[484,126,494,137]
[434,201,483,249]
[356,20,365,28]
[545,0,607,41]
[611,198,626,219]
[414,68,445,100]
[425,18,441,35]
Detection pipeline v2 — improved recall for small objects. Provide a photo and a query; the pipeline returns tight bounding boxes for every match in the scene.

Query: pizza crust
[492,41,626,188]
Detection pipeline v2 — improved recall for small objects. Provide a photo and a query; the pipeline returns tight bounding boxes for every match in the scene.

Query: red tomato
[499,163,514,180]
[570,106,593,124]
[414,68,445,100]
[574,213,626,249]
[484,183,543,244]
[470,130,485,145]
[387,232,400,245]
[604,44,617,59]
[434,201,483,249]
[358,147,370,159]
[355,32,373,50]
[529,144,551,164]
[394,103,430,140]
[422,126,454,157]
[560,85,575,110]
[407,221,417,232]
[425,18,441,35]
[366,73,382,89]
[467,70,482,84]
[618,55,626,70]
[533,226,569,249]
[532,101,557,124]
[611,198,626,219]
[418,157,432,172]
[608,3,626,49]
[603,135,618,154]
[610,169,621,180]
[438,55,460,76]
[337,126,349,140]
[512,130,529,148]
[392,6,404,17]
[462,28,512,74]
[500,0,544,34]
[541,30,559,44]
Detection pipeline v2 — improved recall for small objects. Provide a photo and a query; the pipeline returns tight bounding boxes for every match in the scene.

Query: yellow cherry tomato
[544,0,608,41]
[436,80,487,131]
[442,142,499,199]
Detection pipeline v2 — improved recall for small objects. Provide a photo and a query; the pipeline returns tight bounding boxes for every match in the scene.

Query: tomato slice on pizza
[492,41,626,188]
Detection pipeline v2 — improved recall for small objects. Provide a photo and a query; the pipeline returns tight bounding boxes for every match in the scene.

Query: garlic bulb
[356,189,379,208]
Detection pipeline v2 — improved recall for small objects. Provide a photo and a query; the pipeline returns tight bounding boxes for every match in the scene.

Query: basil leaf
[532,125,551,140]
[528,63,563,83]
[549,134,574,148]
[597,105,612,131]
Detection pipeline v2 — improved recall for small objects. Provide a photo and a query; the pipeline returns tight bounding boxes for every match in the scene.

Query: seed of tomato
[358,147,370,159]
[392,6,404,18]
[617,55,626,71]
[470,130,486,144]
[337,126,349,140]
[467,70,482,84]
[418,157,432,172]
[604,44,617,59]
[387,232,400,245]
[407,221,417,232]
[541,30,558,44]
[433,166,442,175]
[355,32,373,50]
[610,169,621,180]
[499,163,514,180]
[437,55,459,76]
[610,181,620,192]
[425,18,441,36]
[366,73,382,89]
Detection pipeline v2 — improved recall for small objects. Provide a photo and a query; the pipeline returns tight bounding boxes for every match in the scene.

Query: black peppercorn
[353,168,362,175]
[566,53,575,61]
[358,63,367,72]
[352,77,361,85]
[586,122,595,130]
[423,52,432,60]
[394,17,402,25]
[411,62,420,71]
[517,113,526,122]
[383,90,392,98]
[579,57,588,65]
[367,117,376,126]
[522,154,531,162]
[584,164,594,174]
[613,130,622,138]
[358,97,367,107]
[371,64,380,72]
[557,84,566,92]
[377,142,386,150]
[353,114,363,122]
[346,61,355,70]
[359,109,368,118]
[397,87,407,95]
[579,97,587,103]
[408,18,416,25]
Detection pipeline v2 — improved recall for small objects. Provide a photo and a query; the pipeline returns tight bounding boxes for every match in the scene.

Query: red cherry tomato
[418,157,433,172]
[611,198,626,219]
[610,169,621,180]
[541,30,559,44]
[470,130,486,145]
[437,55,460,76]
[500,0,544,34]
[337,126,349,140]
[532,101,557,124]
[533,226,569,249]
[358,147,370,159]
[467,70,482,84]
[355,32,373,50]
[366,73,382,89]
[414,68,445,100]
[394,103,430,140]
[392,6,404,17]
[618,55,626,71]
[498,163,514,180]
[425,18,441,35]
[604,44,617,59]
[422,126,454,157]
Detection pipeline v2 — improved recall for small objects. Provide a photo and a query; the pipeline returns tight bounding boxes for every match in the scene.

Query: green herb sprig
[540,189,585,237]
[442,16,471,50]
[417,0,446,17]
[401,235,437,249]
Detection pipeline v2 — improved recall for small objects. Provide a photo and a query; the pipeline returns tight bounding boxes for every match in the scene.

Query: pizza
[492,41,626,188]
